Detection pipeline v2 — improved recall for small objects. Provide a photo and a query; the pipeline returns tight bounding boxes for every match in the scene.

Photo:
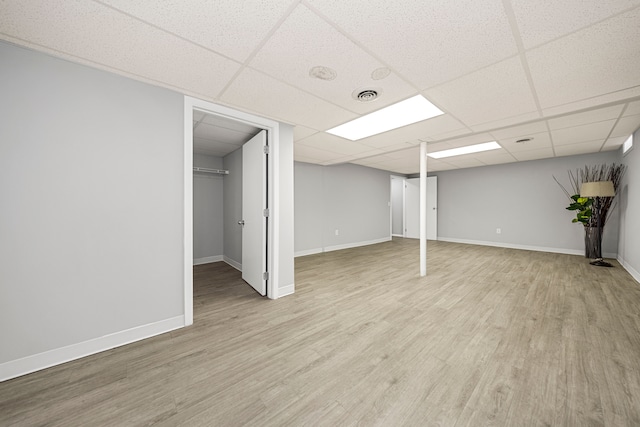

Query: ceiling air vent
[353,88,381,102]
[515,137,533,144]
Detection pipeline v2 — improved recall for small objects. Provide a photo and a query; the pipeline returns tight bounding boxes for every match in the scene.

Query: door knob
[238,220,245,226]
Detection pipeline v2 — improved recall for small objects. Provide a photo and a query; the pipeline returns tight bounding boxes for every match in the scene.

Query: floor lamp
[580,180,615,267]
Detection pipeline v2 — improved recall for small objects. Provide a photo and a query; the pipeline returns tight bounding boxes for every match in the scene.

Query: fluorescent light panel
[428,141,501,159]
[326,95,444,141]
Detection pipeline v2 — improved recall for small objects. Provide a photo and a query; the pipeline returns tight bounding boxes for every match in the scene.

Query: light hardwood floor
[2,238,640,426]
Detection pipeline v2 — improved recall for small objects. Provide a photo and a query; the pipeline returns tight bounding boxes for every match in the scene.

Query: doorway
[184,96,283,325]
[391,176,438,240]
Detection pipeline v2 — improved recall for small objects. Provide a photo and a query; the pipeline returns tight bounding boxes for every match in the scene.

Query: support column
[420,141,427,277]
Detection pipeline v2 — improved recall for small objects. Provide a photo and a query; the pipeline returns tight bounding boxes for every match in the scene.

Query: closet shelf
[193,167,229,175]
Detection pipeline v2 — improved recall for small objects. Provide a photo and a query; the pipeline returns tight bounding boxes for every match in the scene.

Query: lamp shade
[580,181,615,197]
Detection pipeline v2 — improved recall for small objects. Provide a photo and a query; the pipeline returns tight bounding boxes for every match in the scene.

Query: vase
[584,226,602,259]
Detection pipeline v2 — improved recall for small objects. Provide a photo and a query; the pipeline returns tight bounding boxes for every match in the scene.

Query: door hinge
[263,208,269,217]
[263,145,270,154]
[263,271,269,281]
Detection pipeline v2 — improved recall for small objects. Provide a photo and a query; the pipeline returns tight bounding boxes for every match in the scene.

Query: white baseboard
[295,238,392,257]
[617,256,640,284]
[276,283,295,299]
[0,315,185,382]
[392,233,404,237]
[295,248,323,258]
[224,256,242,271]
[193,255,223,266]
[324,237,391,253]
[437,237,617,259]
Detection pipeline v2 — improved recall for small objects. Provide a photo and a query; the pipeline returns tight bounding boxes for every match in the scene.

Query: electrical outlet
[335,229,339,236]
[496,228,501,234]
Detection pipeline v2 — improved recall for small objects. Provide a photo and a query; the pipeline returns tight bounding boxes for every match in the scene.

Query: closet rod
[193,167,229,175]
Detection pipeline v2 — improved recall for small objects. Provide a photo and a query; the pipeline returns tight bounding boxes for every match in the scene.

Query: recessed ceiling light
[427,141,501,159]
[326,95,444,141]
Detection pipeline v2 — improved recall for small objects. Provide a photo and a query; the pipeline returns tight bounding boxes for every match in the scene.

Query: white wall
[276,123,295,295]
[193,154,224,264]
[0,41,184,378]
[618,130,640,281]
[294,162,392,256]
[432,151,621,256]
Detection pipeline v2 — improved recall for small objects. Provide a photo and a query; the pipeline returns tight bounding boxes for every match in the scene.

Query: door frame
[183,96,281,326]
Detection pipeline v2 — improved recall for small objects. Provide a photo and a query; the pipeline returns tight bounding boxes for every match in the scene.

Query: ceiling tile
[0,0,241,98]
[100,0,295,62]
[624,100,640,116]
[193,138,240,156]
[541,89,640,118]
[250,4,416,115]
[294,143,343,163]
[358,115,467,149]
[425,57,538,126]
[603,136,628,149]
[194,122,253,146]
[554,140,606,156]
[489,120,549,140]
[610,114,640,138]
[551,120,616,145]
[306,0,517,89]
[527,8,640,109]
[297,132,385,157]
[471,151,517,165]
[512,147,555,161]
[498,131,552,153]
[511,0,640,49]
[294,125,318,141]
[221,67,358,131]
[439,157,486,168]
[425,128,473,142]
[470,111,542,133]
[547,105,625,130]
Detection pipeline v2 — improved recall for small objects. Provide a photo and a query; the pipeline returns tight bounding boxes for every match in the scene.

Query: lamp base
[590,258,613,267]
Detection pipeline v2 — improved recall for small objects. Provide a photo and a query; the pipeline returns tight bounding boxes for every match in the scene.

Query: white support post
[420,141,427,277]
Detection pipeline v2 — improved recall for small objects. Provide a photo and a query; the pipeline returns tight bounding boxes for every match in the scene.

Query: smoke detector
[352,88,382,102]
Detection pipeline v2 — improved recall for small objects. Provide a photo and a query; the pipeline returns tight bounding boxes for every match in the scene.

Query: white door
[241,130,267,296]
[405,177,437,240]
[426,176,437,240]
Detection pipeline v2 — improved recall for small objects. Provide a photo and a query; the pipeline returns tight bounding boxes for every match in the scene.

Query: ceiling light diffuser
[326,95,444,141]
[427,141,501,159]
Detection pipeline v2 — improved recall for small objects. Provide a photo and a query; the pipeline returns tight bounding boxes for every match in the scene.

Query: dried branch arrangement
[554,163,627,227]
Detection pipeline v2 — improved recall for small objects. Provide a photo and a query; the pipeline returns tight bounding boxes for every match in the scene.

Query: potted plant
[554,163,626,264]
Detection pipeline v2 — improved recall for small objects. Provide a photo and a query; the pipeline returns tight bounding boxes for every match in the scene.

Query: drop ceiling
[2,1,639,173]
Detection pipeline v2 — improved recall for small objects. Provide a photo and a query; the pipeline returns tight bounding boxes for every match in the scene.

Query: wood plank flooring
[2,238,640,426]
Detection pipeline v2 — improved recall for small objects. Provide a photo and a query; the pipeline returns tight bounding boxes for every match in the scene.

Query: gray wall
[618,129,640,278]
[193,154,224,262]
[432,151,621,256]
[223,148,242,267]
[0,41,183,364]
[294,162,392,255]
